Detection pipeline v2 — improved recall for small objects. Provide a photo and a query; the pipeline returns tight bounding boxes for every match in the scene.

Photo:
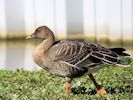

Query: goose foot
[97,88,107,95]
[88,74,107,95]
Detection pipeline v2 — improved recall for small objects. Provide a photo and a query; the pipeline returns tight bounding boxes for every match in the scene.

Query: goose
[26,26,129,95]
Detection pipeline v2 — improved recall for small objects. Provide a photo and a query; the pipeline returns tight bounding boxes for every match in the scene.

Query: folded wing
[49,40,127,70]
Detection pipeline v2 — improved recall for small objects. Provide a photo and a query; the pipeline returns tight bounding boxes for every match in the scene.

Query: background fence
[0,0,133,41]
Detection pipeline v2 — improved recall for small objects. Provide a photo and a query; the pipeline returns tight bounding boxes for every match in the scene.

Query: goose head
[26,26,54,40]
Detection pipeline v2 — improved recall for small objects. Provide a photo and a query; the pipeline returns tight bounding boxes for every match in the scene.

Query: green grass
[0,58,133,99]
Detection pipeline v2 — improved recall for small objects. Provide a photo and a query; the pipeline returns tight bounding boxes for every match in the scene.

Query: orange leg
[89,74,106,95]
[65,82,71,94]
[64,77,72,95]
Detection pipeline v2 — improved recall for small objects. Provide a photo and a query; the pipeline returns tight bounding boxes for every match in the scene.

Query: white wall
[0,0,132,40]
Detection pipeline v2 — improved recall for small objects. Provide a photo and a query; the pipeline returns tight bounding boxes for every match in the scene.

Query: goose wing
[49,40,122,70]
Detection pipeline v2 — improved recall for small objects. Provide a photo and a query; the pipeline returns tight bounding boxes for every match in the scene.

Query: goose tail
[110,48,130,67]
[109,48,130,56]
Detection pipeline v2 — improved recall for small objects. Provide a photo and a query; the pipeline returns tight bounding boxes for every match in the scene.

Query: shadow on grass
[71,85,133,95]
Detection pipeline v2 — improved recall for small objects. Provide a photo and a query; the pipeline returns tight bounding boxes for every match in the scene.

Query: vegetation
[0,58,132,100]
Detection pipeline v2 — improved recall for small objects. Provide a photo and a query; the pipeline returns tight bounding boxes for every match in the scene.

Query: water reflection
[0,40,132,71]
[0,40,40,71]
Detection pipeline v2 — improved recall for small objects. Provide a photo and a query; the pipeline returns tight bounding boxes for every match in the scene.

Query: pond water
[0,40,132,71]
[0,40,39,71]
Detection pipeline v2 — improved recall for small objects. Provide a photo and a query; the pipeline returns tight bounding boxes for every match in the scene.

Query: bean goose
[26,26,129,95]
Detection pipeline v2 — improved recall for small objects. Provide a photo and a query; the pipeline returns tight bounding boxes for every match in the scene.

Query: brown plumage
[27,26,129,95]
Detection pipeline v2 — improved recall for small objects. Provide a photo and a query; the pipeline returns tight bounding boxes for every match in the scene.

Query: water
[0,40,132,71]
[0,40,40,71]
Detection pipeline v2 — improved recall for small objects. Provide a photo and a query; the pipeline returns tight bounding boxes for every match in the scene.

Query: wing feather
[49,40,122,70]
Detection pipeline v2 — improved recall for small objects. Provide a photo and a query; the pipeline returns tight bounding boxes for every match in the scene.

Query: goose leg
[65,77,72,94]
[65,82,71,93]
[88,74,106,95]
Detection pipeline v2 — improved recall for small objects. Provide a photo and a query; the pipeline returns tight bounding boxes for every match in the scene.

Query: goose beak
[26,35,32,39]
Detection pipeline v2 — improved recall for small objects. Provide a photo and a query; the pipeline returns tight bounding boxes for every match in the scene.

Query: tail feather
[110,48,130,56]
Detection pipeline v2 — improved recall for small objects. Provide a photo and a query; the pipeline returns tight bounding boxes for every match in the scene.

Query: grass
[0,58,133,99]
